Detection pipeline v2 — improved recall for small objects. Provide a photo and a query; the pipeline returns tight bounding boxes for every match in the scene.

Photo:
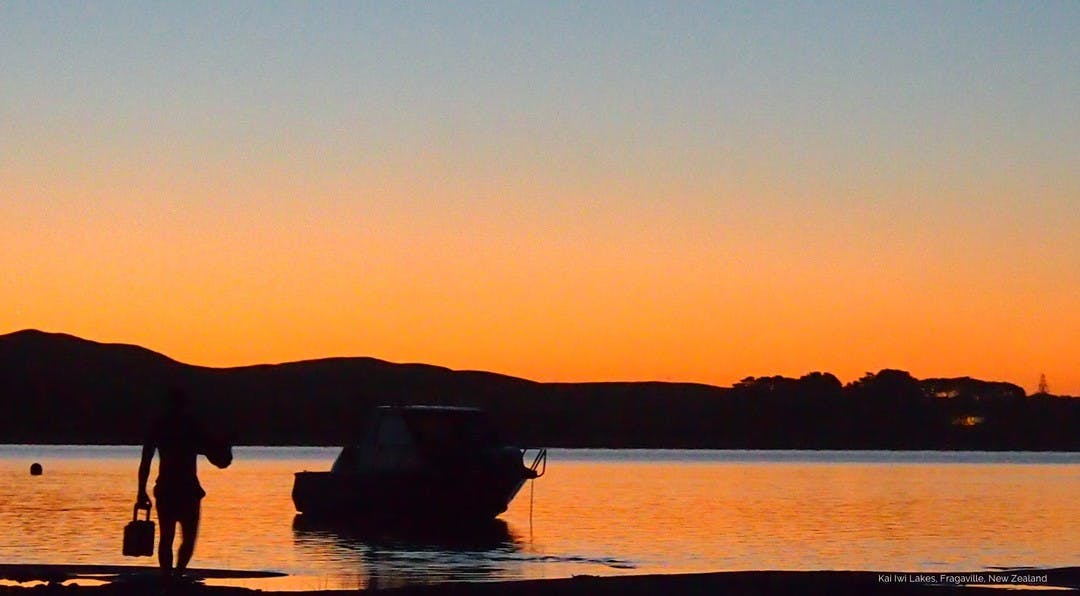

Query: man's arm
[137,439,154,505]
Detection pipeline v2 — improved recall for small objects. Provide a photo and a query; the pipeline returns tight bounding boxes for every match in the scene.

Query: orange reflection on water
[500,457,1079,575]
[1,448,1077,591]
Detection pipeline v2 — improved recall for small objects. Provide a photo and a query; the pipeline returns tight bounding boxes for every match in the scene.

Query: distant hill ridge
[0,329,1076,449]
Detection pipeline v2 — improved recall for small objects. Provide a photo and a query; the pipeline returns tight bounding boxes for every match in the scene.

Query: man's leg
[157,510,176,575]
[176,500,201,572]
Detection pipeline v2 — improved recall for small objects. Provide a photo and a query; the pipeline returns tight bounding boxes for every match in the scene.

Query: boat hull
[292,466,531,522]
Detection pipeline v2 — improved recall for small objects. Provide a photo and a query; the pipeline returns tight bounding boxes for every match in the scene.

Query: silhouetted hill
[0,330,1077,449]
[0,330,185,442]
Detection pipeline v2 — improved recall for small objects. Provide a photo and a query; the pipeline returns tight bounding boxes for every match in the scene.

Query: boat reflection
[291,514,526,590]
[292,514,520,550]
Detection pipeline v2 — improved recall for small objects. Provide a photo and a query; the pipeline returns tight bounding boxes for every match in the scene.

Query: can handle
[132,502,151,521]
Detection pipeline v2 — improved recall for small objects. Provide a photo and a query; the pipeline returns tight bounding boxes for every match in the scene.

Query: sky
[2,2,1078,394]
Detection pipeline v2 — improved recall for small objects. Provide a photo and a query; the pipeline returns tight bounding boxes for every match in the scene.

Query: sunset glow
[2,3,1077,394]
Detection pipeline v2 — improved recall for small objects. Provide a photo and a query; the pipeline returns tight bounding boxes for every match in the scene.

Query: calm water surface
[0,447,1077,591]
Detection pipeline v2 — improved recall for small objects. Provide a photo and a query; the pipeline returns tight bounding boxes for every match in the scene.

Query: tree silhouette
[1037,373,1049,395]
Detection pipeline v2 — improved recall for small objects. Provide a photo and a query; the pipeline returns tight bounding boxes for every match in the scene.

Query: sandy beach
[2,567,1078,596]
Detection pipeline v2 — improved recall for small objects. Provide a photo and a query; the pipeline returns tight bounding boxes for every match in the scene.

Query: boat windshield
[401,409,502,451]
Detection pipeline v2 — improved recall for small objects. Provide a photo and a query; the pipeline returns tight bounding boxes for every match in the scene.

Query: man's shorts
[153,483,205,520]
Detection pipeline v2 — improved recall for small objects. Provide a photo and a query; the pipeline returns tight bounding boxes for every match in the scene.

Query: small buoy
[30,463,43,476]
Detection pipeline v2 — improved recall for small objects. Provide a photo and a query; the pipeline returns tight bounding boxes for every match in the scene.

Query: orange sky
[2,4,1077,395]
[3,164,1076,394]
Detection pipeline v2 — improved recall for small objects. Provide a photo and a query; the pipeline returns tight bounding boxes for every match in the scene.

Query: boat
[292,405,546,522]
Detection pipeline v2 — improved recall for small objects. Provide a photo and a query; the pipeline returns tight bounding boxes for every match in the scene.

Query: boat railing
[523,448,547,478]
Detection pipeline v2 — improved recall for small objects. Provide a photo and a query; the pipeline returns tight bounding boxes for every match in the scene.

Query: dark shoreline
[4,330,1078,451]
[2,569,1079,595]
[5,444,1080,452]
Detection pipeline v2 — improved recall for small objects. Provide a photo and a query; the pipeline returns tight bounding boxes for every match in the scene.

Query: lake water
[1,447,1077,591]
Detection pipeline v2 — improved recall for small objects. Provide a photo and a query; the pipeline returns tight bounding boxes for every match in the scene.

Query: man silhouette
[137,389,231,578]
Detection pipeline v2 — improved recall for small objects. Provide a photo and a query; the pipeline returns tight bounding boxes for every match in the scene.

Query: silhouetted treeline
[0,330,1077,450]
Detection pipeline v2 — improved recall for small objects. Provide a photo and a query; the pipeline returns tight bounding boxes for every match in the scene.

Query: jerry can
[122,503,155,557]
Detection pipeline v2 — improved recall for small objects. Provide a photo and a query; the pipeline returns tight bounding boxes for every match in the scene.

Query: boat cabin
[331,406,505,474]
